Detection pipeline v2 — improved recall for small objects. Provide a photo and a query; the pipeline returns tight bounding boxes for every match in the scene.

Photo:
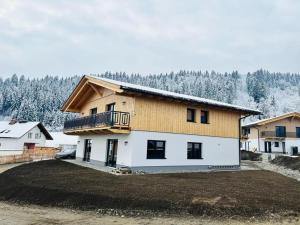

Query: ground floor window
[274,142,279,147]
[187,142,202,159]
[147,140,166,159]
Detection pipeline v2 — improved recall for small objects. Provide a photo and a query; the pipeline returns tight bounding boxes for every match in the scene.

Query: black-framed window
[242,127,250,136]
[147,140,166,159]
[296,127,300,138]
[90,108,97,115]
[201,110,209,124]
[187,142,202,159]
[106,103,115,112]
[187,108,196,122]
[274,142,279,147]
[275,126,286,137]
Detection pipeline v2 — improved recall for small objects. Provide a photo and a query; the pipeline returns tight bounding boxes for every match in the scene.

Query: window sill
[146,158,167,160]
[187,158,203,160]
[187,121,196,123]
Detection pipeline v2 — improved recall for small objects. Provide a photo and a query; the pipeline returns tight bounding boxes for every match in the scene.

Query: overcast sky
[0,0,300,78]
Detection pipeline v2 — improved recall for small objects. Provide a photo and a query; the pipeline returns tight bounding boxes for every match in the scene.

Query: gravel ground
[242,160,300,181]
[0,202,299,225]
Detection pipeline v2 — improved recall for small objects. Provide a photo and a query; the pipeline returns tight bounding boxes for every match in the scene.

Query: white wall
[0,126,47,155]
[77,131,239,167]
[77,134,131,166]
[129,131,239,167]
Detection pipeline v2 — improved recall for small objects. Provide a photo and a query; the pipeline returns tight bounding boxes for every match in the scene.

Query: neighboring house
[45,132,78,152]
[0,120,53,156]
[61,75,260,172]
[241,112,300,156]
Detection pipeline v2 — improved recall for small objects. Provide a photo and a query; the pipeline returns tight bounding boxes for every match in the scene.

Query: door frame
[106,139,118,167]
[264,141,272,153]
[83,139,92,162]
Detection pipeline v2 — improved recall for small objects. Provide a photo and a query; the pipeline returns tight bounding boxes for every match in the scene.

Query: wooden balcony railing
[260,131,299,138]
[64,111,130,131]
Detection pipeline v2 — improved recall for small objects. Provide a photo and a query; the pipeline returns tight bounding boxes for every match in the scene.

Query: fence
[0,147,59,165]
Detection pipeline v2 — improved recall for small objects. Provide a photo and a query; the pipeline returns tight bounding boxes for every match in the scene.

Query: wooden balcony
[64,111,130,135]
[260,131,298,139]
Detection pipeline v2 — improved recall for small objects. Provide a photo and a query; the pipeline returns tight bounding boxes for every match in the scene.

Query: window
[35,133,39,139]
[28,133,32,139]
[147,140,166,159]
[187,142,202,159]
[296,127,300,138]
[106,103,115,112]
[187,108,196,122]
[201,110,209,124]
[275,126,286,137]
[242,128,250,136]
[90,108,97,115]
[274,142,279,147]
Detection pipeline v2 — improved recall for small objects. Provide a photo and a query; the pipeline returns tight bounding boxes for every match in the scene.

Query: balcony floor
[64,126,131,135]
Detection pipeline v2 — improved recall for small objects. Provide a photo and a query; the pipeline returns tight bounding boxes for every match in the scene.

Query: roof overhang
[243,112,300,127]
[37,123,53,140]
[61,75,123,112]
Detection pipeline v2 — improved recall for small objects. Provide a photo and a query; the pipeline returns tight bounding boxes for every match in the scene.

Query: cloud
[0,0,299,77]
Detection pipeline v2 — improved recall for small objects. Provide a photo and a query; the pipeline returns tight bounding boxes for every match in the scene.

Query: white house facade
[242,112,300,156]
[62,76,260,172]
[0,120,53,156]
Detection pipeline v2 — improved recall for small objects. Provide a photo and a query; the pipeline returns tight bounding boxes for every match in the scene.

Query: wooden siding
[80,90,135,117]
[130,96,241,138]
[259,117,300,132]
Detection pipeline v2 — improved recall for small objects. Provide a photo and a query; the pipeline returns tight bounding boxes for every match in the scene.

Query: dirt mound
[0,160,299,218]
[271,156,300,171]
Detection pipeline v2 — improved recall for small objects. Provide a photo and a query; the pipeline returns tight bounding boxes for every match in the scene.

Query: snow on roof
[0,121,40,138]
[91,76,261,115]
[45,132,78,148]
[243,111,300,127]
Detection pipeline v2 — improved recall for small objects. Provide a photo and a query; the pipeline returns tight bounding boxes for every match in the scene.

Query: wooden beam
[88,82,103,97]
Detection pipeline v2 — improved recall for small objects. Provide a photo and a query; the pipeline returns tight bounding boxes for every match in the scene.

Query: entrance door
[106,139,118,167]
[282,142,286,154]
[83,139,92,162]
[264,141,272,153]
[292,147,299,156]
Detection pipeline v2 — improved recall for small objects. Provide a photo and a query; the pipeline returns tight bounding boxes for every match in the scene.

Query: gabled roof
[62,75,261,115]
[243,112,300,127]
[0,121,53,140]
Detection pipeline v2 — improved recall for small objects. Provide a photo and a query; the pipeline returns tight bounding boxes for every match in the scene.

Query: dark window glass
[90,108,97,115]
[201,110,209,124]
[296,127,300,138]
[274,142,279,147]
[275,126,286,137]
[106,103,115,111]
[187,108,195,122]
[147,140,166,159]
[187,142,202,159]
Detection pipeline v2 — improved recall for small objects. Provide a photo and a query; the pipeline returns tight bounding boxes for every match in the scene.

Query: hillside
[0,70,299,130]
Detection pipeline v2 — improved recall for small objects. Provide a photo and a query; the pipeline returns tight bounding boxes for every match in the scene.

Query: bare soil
[1,202,300,225]
[271,156,300,171]
[0,160,300,219]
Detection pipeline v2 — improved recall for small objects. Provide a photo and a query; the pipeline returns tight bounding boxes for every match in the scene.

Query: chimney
[9,118,18,125]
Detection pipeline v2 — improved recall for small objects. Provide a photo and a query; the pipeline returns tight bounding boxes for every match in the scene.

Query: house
[61,75,260,172]
[0,120,53,156]
[241,112,300,155]
[45,132,78,152]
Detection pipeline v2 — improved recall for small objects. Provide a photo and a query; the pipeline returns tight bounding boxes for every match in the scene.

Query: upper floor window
[296,127,300,138]
[35,133,39,139]
[242,127,250,136]
[90,108,97,115]
[147,140,166,159]
[106,103,115,112]
[187,142,202,159]
[275,126,286,137]
[187,108,196,122]
[28,132,32,139]
[201,110,209,124]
